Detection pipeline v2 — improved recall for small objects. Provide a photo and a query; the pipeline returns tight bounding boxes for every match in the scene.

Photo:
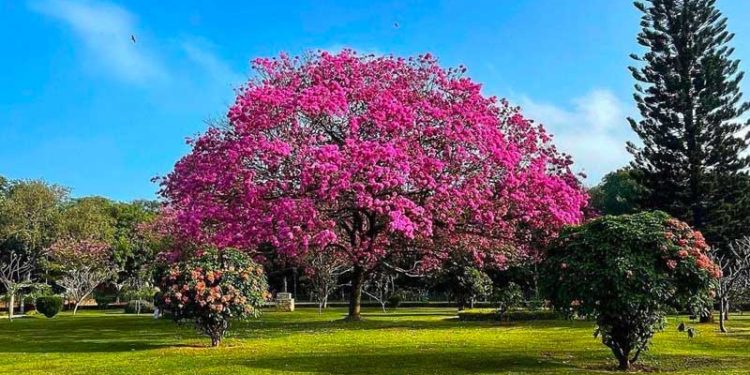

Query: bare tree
[305,247,351,313]
[0,252,35,321]
[124,265,154,315]
[57,266,114,315]
[711,237,750,333]
[362,271,396,313]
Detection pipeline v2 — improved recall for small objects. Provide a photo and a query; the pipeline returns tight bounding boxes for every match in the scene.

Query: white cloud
[182,40,245,91]
[517,89,635,185]
[29,0,166,83]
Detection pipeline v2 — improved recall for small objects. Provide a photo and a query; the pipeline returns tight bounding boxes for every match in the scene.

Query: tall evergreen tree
[627,0,750,250]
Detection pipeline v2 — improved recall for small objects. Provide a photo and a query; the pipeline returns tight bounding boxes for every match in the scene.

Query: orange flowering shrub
[542,211,719,370]
[157,248,269,346]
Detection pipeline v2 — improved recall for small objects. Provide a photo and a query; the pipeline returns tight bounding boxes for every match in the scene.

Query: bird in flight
[393,22,399,29]
[131,34,136,44]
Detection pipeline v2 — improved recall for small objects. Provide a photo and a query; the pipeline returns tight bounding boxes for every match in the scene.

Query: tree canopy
[161,50,588,319]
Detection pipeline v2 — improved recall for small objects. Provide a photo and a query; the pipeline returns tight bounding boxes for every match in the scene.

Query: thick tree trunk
[612,346,630,371]
[617,356,630,371]
[210,334,221,347]
[347,266,365,321]
[724,299,730,321]
[8,293,15,322]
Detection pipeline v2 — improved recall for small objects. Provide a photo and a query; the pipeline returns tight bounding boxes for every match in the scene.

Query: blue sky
[2,1,750,201]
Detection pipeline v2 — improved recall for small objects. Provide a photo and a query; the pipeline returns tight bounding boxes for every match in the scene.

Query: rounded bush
[387,293,403,309]
[36,296,63,318]
[157,248,268,347]
[93,293,116,309]
[542,211,719,370]
[124,300,155,314]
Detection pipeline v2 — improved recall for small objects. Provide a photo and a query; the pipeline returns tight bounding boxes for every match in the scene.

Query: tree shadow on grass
[238,315,583,340]
[233,351,577,374]
[0,315,195,353]
[362,312,456,317]
[0,338,188,353]
[235,351,750,374]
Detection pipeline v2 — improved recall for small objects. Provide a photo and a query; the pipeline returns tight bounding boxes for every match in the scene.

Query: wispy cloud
[28,0,246,99]
[29,0,166,83]
[517,89,636,184]
[182,39,245,92]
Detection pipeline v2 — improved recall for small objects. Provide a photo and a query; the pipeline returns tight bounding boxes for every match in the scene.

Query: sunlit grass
[0,307,748,374]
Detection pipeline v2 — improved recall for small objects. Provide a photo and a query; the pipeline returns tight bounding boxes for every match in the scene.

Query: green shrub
[93,292,116,309]
[491,282,523,313]
[433,254,492,310]
[541,211,720,370]
[526,299,545,311]
[387,293,403,309]
[36,296,63,318]
[124,300,155,314]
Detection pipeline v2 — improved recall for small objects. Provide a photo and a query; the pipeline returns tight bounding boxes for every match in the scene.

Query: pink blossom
[160,50,588,295]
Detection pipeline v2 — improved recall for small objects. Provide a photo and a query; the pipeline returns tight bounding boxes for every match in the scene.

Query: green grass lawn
[0,307,748,374]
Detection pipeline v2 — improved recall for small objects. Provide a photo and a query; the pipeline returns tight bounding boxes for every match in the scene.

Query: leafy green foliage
[0,179,68,264]
[542,211,720,369]
[491,282,524,314]
[387,292,403,309]
[156,248,269,346]
[434,256,493,310]
[35,296,63,318]
[588,168,643,216]
[59,197,116,243]
[93,291,116,309]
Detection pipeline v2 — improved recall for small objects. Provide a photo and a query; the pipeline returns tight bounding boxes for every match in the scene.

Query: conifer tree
[627,0,750,250]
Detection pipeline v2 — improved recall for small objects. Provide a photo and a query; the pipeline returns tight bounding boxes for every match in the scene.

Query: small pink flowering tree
[49,238,114,315]
[161,50,588,320]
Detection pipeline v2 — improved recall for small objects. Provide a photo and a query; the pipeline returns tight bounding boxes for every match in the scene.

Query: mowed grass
[0,307,748,374]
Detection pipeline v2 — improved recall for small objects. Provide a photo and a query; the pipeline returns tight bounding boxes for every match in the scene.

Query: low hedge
[94,294,116,309]
[124,300,155,314]
[457,308,561,322]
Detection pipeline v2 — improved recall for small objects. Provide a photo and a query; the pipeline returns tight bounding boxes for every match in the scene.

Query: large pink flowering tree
[161,50,588,319]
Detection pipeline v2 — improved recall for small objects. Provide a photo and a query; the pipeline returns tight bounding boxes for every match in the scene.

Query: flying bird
[393,22,399,29]
[131,35,136,44]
